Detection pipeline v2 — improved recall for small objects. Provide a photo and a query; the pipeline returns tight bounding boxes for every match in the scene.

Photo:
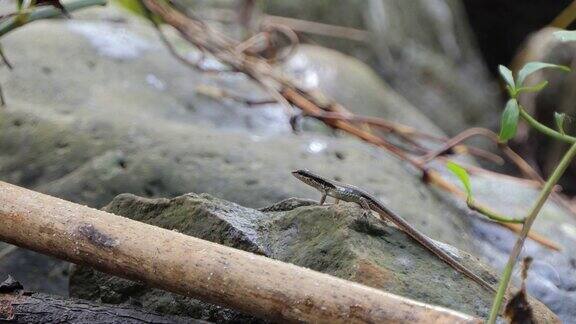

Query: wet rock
[282,45,446,136]
[0,4,289,137]
[365,0,501,134]
[69,193,558,322]
[186,0,501,134]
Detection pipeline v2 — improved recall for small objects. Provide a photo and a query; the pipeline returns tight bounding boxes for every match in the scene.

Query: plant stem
[467,198,524,224]
[487,140,576,323]
[0,0,107,37]
[519,107,576,143]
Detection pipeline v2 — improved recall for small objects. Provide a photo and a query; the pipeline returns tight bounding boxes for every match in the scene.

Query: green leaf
[446,161,472,198]
[114,0,159,21]
[517,62,571,87]
[499,99,520,142]
[516,80,548,93]
[498,65,516,92]
[555,112,566,135]
[554,30,576,42]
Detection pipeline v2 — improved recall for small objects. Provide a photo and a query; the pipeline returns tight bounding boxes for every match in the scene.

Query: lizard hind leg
[319,192,327,205]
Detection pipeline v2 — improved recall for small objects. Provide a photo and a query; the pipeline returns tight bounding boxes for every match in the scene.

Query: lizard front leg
[358,197,373,219]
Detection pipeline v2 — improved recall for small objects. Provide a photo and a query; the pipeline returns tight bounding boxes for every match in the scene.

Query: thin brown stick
[263,15,370,42]
[196,8,370,42]
[154,24,233,74]
[420,128,498,163]
[421,127,543,182]
[196,84,277,105]
[0,181,480,323]
[305,110,444,141]
[292,109,502,164]
[435,157,543,188]
[259,23,300,63]
[281,87,415,162]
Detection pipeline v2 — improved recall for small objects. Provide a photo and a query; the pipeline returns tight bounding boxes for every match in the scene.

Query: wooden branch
[0,291,203,323]
[0,181,480,323]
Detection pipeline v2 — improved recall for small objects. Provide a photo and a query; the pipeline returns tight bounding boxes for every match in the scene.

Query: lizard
[291,169,496,293]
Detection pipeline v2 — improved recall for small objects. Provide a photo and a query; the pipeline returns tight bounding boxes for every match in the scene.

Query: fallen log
[0,181,480,323]
[0,290,204,323]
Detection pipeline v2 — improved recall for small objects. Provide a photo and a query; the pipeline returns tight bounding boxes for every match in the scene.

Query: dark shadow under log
[0,291,207,323]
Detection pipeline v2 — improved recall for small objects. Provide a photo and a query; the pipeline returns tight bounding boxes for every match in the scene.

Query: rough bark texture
[0,291,205,323]
[0,181,480,323]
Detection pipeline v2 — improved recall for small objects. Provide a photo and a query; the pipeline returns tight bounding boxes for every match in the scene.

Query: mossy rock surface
[69,193,558,322]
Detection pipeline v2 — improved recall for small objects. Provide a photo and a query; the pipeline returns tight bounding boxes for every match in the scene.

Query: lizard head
[291,169,334,190]
[291,169,314,181]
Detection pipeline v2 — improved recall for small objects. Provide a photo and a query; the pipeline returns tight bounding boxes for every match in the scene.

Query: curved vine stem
[518,106,576,143]
[487,140,576,323]
[466,197,525,224]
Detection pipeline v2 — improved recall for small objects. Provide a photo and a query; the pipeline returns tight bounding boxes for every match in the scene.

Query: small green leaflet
[446,161,472,198]
[555,112,566,135]
[516,62,570,87]
[499,99,520,142]
[498,65,515,93]
[554,30,576,42]
[516,80,548,93]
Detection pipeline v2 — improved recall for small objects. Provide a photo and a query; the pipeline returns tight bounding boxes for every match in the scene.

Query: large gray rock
[69,193,558,322]
[282,45,446,136]
[365,0,501,134]
[264,0,501,134]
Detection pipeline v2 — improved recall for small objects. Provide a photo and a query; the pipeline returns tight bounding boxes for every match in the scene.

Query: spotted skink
[292,169,495,293]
